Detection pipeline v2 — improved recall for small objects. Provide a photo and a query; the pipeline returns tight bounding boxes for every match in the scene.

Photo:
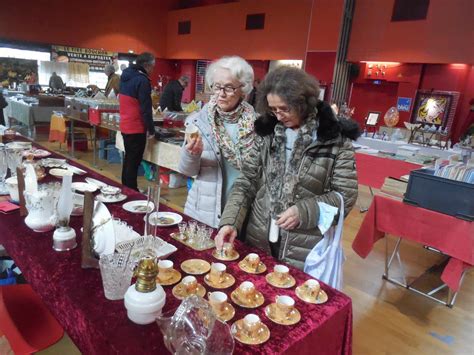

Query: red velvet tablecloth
[352,195,474,291]
[0,141,353,354]
[355,153,422,189]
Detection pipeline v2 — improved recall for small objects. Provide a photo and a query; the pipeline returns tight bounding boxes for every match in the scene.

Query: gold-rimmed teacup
[243,314,263,339]
[208,291,227,314]
[304,279,320,299]
[245,253,260,270]
[275,295,295,319]
[274,264,290,284]
[157,259,174,281]
[182,275,198,294]
[209,262,226,284]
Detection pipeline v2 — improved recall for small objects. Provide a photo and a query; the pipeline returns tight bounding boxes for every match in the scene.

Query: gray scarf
[268,111,318,217]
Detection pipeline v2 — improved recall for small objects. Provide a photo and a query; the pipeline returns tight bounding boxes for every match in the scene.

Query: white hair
[205,56,254,95]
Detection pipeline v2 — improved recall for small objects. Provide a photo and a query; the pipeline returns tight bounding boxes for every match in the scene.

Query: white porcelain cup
[182,275,197,294]
[243,314,262,338]
[246,253,260,270]
[239,281,256,301]
[304,279,321,299]
[275,295,295,318]
[157,260,174,280]
[208,291,227,314]
[210,262,226,284]
[274,264,290,283]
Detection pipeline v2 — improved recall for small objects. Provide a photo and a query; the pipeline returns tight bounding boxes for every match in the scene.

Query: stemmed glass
[0,146,9,194]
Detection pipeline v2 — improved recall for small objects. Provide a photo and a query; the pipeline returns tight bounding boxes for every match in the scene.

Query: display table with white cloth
[115,132,182,172]
[356,136,460,159]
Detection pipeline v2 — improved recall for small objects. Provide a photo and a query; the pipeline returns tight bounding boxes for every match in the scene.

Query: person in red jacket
[119,52,156,191]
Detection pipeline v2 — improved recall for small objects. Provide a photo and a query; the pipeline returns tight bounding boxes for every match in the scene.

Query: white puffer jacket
[178,106,225,228]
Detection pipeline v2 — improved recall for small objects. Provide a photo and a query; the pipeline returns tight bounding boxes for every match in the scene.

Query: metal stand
[359,186,374,213]
[381,234,465,307]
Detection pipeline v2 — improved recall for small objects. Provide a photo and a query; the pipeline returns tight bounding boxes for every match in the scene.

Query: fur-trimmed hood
[254,100,361,141]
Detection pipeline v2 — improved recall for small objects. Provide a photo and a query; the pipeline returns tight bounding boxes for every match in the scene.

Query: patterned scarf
[268,111,318,217]
[207,95,256,170]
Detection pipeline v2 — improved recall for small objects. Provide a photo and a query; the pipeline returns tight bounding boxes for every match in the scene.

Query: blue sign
[397,97,412,112]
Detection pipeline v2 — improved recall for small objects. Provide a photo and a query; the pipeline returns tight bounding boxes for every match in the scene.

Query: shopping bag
[304,192,345,290]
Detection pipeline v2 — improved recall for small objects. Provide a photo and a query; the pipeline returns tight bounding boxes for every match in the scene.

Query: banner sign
[51,45,118,72]
[397,97,412,112]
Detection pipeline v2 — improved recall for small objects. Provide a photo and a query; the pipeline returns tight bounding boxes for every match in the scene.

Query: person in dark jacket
[216,66,360,269]
[119,52,156,191]
[159,75,189,111]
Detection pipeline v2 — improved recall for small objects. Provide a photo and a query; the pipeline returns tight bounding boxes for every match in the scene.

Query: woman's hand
[214,225,237,251]
[276,205,300,230]
[185,135,203,156]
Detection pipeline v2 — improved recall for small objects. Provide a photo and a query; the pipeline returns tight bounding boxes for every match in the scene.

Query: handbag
[303,192,345,290]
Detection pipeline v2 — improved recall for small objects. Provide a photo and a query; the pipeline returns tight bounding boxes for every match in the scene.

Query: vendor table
[352,195,473,306]
[5,98,63,136]
[356,136,460,160]
[0,141,353,354]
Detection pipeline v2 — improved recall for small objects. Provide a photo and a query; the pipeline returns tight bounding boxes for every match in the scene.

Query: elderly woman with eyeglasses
[178,56,256,228]
[215,66,360,270]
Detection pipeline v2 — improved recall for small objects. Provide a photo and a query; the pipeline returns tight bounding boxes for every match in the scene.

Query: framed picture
[365,111,381,126]
[410,90,460,133]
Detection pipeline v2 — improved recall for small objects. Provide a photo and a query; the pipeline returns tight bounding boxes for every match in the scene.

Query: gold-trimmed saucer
[156,269,182,286]
[295,286,328,304]
[265,272,296,289]
[264,303,301,326]
[230,289,265,309]
[238,259,267,274]
[211,302,235,322]
[181,259,211,275]
[231,319,270,345]
[172,282,206,300]
[204,273,236,289]
[212,249,240,261]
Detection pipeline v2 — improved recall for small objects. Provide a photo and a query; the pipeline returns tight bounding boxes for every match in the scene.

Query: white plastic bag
[304,192,345,290]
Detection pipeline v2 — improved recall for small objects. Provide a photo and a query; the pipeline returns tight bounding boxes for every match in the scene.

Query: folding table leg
[359,186,375,213]
[383,236,407,287]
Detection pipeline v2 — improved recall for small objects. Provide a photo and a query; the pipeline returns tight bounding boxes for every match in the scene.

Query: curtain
[38,61,90,88]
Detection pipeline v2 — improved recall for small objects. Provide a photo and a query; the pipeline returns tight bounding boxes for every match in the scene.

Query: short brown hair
[256,66,320,121]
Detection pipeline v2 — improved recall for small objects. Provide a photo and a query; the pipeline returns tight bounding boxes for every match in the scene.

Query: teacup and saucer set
[208,291,235,322]
[203,262,235,289]
[231,314,270,345]
[265,295,301,326]
[172,275,206,300]
[238,253,267,274]
[180,258,211,275]
[230,281,264,309]
[266,265,296,289]
[96,186,127,204]
[212,242,240,261]
[295,279,328,304]
[156,260,181,286]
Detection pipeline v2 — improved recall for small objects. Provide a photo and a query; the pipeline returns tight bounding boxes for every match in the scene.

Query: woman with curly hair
[215,66,360,270]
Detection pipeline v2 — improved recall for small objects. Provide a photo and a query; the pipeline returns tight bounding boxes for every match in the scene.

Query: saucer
[212,249,240,261]
[181,259,211,275]
[204,273,236,289]
[230,289,265,309]
[295,286,328,304]
[231,319,270,345]
[156,269,182,286]
[265,303,301,326]
[265,272,296,289]
[212,302,235,322]
[172,282,206,300]
[238,259,267,274]
[95,193,127,204]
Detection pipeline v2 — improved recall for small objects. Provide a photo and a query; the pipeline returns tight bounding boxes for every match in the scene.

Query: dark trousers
[121,133,146,191]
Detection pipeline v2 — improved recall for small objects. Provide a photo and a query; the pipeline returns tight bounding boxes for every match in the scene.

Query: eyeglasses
[268,106,292,116]
[211,84,243,95]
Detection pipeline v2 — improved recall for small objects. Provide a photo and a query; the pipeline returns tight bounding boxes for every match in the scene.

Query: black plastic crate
[403,169,474,221]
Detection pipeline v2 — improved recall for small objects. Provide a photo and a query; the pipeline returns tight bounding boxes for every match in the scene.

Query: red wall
[305,52,337,84]
[307,0,344,51]
[150,59,180,89]
[347,0,474,64]
[348,63,473,142]
[0,0,176,56]
[166,0,312,60]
